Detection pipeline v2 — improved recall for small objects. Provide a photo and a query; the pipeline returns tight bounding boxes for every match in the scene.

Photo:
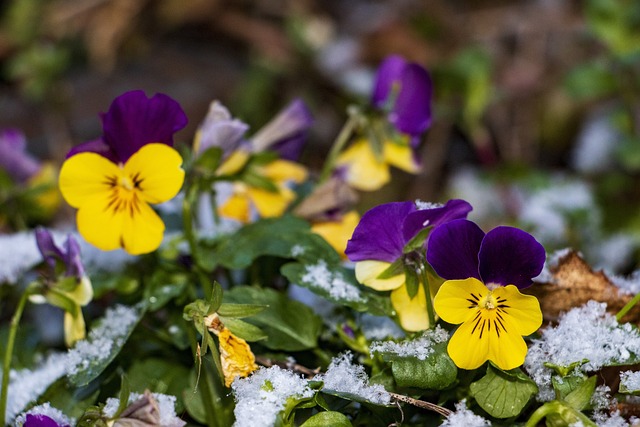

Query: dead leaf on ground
[523,250,640,324]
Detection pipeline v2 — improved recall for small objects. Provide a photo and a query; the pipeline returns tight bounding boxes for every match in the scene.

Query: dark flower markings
[466,294,510,339]
[103,173,145,217]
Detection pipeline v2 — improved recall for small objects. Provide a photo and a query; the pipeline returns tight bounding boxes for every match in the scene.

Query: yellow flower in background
[434,278,542,370]
[59,143,184,255]
[219,159,307,223]
[311,210,360,259]
[336,138,419,191]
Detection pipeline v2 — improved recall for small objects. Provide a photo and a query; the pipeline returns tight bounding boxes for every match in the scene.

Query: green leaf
[144,275,188,311]
[403,227,431,253]
[300,411,353,427]
[115,375,132,418]
[564,375,597,411]
[225,286,321,351]
[126,358,191,412]
[217,303,268,318]
[389,342,457,390]
[68,304,145,387]
[469,365,538,419]
[544,360,588,377]
[213,216,340,270]
[209,281,224,313]
[376,258,404,279]
[564,61,617,100]
[403,266,419,299]
[552,373,588,401]
[221,317,268,342]
[194,146,223,172]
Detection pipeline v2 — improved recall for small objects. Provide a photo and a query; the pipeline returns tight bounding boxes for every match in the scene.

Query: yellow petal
[354,260,404,291]
[76,192,125,251]
[446,315,492,370]
[311,211,360,258]
[64,276,93,306]
[336,140,390,191]
[64,308,86,347]
[384,140,420,174]
[28,162,61,215]
[217,150,250,176]
[491,285,543,336]
[262,159,307,184]
[391,284,429,331]
[217,328,258,387]
[59,152,121,208]
[248,185,295,218]
[434,278,488,325]
[120,199,166,255]
[219,191,251,223]
[123,143,185,204]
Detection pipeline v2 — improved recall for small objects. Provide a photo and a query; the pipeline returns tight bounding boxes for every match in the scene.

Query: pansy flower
[33,228,93,347]
[336,55,433,191]
[345,200,472,331]
[427,219,545,370]
[59,91,187,255]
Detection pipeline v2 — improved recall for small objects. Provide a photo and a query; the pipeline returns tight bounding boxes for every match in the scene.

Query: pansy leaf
[388,342,457,390]
[300,411,352,427]
[402,227,431,254]
[209,281,224,314]
[144,274,188,311]
[282,261,393,316]
[217,303,268,318]
[403,265,419,299]
[194,146,223,173]
[376,258,405,280]
[551,373,588,401]
[225,286,321,351]
[242,169,279,192]
[564,375,597,411]
[68,304,145,387]
[220,317,268,342]
[469,365,537,418]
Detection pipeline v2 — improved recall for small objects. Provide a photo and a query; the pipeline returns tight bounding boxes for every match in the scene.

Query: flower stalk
[318,106,362,184]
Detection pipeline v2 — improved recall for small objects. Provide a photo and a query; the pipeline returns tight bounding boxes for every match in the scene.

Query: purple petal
[24,414,64,427]
[35,227,64,269]
[64,235,85,278]
[196,101,249,157]
[371,55,408,108]
[0,129,41,182]
[65,138,119,163]
[402,199,473,242]
[252,99,313,160]
[389,63,433,136]
[345,201,416,263]
[102,90,188,162]
[426,219,484,281]
[478,226,546,289]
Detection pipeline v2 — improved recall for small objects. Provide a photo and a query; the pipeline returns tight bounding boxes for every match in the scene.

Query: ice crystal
[14,403,73,427]
[301,260,363,302]
[525,301,640,401]
[414,200,443,210]
[65,305,139,375]
[439,400,491,427]
[231,366,314,427]
[102,392,185,427]
[315,352,390,405]
[620,371,640,392]
[360,314,405,340]
[370,325,449,360]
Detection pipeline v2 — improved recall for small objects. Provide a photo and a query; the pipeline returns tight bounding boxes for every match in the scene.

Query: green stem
[1,291,30,426]
[616,292,640,321]
[182,182,212,297]
[524,401,596,427]
[318,106,361,183]
[186,326,222,427]
[420,266,437,328]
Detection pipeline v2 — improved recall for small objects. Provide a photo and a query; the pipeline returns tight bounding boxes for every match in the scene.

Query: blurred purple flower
[427,219,546,289]
[35,228,85,280]
[195,101,250,158]
[23,414,69,427]
[372,55,433,142]
[346,200,472,263]
[0,128,41,182]
[67,90,188,163]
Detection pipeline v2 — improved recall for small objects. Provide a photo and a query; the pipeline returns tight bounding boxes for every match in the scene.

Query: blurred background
[2,0,640,275]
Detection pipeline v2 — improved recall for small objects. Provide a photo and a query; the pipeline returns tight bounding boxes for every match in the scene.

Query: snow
[315,352,391,405]
[14,403,73,427]
[300,260,364,302]
[525,301,640,401]
[370,325,448,360]
[231,366,314,427]
[439,400,491,427]
[102,392,185,427]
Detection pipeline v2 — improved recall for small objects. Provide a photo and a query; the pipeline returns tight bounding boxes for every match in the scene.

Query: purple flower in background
[35,228,85,280]
[372,55,433,142]
[0,128,41,182]
[251,98,314,161]
[345,200,472,331]
[195,101,250,158]
[23,414,69,427]
[67,90,188,163]
[427,219,546,289]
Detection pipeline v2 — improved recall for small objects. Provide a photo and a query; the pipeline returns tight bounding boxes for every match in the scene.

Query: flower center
[480,292,497,310]
[120,175,134,191]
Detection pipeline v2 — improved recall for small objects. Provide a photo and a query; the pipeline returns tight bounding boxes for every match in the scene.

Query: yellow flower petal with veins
[355,260,404,291]
[391,283,429,331]
[217,327,258,387]
[434,278,542,370]
[311,210,360,258]
[59,143,185,255]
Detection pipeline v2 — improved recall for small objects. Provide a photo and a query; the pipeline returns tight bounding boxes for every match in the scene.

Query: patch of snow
[300,260,363,303]
[370,325,448,360]
[14,403,73,427]
[439,400,491,427]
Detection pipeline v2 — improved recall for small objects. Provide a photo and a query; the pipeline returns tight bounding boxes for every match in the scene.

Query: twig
[255,356,321,378]
[388,392,452,417]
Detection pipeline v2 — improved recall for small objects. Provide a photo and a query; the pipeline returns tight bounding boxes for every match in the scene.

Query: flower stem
[318,106,362,184]
[524,401,596,427]
[1,290,30,426]
[617,292,640,322]
[420,266,437,328]
[182,182,212,296]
